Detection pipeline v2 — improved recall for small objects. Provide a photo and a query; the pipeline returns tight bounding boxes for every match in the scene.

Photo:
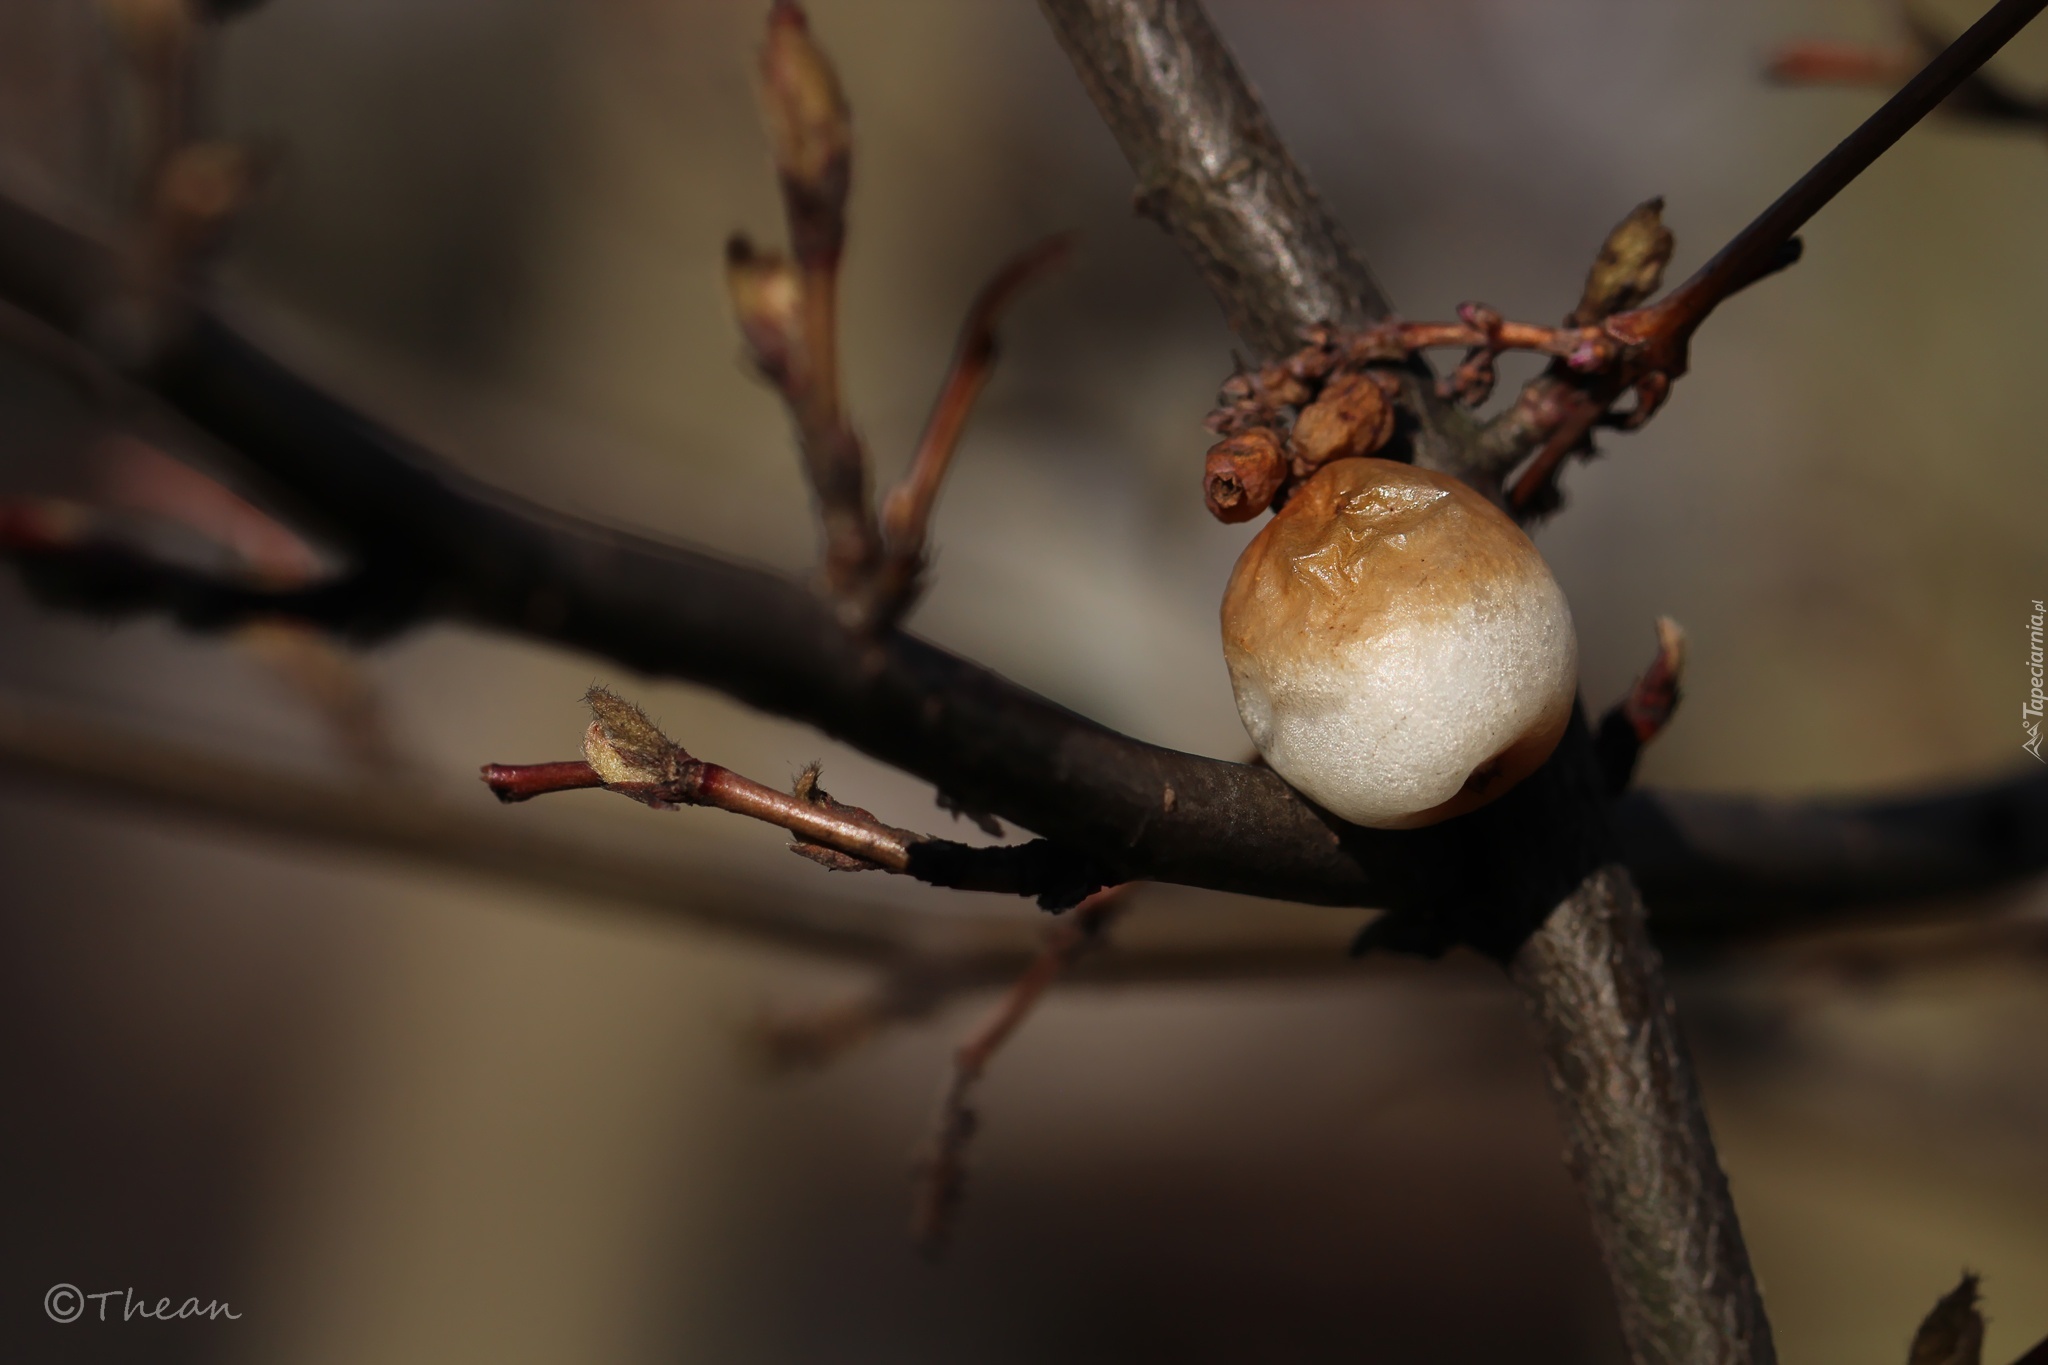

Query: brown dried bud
[1204,428,1287,524]
[582,686,683,789]
[1569,198,1675,326]
[1288,371,1395,475]
[724,235,803,383]
[759,1,850,261]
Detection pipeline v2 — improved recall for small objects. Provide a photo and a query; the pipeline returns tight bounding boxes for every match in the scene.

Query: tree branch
[0,688,2039,964]
[1511,866,1772,1365]
[1033,0,1475,481]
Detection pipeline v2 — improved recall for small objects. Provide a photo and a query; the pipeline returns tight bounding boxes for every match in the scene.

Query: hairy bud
[1204,428,1287,523]
[582,686,682,789]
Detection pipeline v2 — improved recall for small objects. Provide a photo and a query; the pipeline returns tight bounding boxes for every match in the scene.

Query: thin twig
[911,882,1136,1256]
[875,234,1073,608]
[1617,0,2048,363]
[1496,1,2048,512]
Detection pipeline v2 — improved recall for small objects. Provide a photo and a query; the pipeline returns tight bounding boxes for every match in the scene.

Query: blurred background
[2,0,2047,1360]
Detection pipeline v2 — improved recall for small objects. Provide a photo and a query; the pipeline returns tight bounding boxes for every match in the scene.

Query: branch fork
[731,3,1068,631]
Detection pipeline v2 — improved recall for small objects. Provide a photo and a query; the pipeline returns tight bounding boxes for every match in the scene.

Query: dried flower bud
[1204,429,1287,523]
[1288,371,1396,475]
[1221,458,1577,829]
[582,686,682,788]
[1569,198,1675,326]
[759,1,850,262]
[725,235,803,383]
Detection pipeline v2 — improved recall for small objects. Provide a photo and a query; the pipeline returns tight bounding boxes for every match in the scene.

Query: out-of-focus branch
[1768,10,2048,130]
[755,2,879,600]
[910,881,1134,1256]
[875,234,1073,609]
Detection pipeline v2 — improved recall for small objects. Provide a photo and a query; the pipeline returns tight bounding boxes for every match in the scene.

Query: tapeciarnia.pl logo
[2027,599,2046,763]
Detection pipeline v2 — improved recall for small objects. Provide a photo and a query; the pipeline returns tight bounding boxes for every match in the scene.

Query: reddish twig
[752,965,949,1071]
[910,881,1135,1256]
[1620,617,1688,744]
[1768,11,2048,129]
[479,759,605,802]
[481,687,920,871]
[876,234,1074,605]
[1766,42,1917,90]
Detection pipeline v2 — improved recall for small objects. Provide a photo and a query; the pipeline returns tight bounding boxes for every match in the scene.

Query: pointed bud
[1569,198,1675,326]
[582,686,682,788]
[725,235,803,384]
[759,1,851,264]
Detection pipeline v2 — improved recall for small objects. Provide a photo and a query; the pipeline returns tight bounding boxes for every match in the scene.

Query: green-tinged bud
[582,686,681,788]
[1570,198,1675,326]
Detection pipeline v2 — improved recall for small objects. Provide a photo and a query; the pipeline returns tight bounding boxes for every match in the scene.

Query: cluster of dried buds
[1201,343,1402,523]
[1201,197,1687,524]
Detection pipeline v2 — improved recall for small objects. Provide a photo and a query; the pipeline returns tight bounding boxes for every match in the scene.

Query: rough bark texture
[1037,0,1389,354]
[1512,866,1775,1365]
[1039,3,1775,1360]
[1035,0,1476,479]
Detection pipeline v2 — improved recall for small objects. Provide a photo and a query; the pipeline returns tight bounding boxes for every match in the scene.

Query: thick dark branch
[3,193,2045,933]
[0,186,1614,921]
[3,686,2042,960]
